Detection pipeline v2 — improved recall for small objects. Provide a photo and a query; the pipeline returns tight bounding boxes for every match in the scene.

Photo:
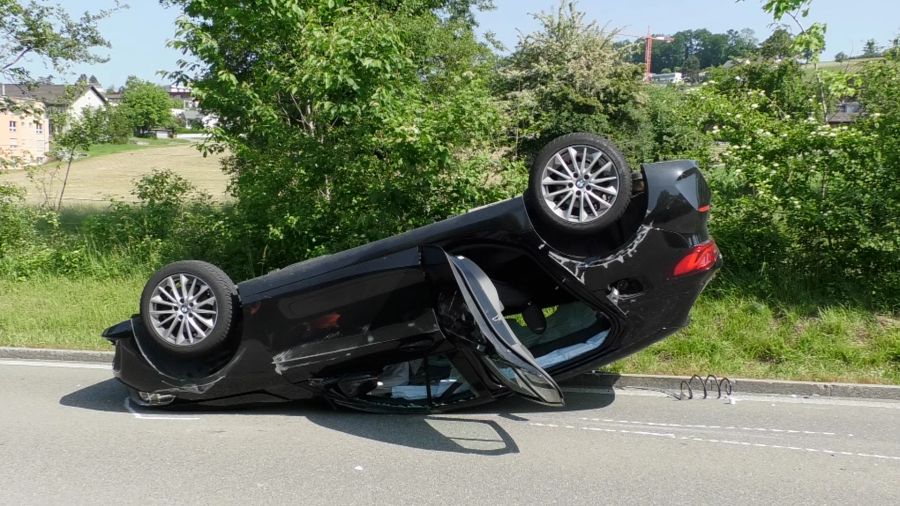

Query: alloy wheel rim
[148,274,218,346]
[540,145,620,224]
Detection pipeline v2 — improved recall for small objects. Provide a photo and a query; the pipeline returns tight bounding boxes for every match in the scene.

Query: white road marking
[527,422,900,462]
[565,386,900,409]
[563,387,668,397]
[0,359,110,370]
[123,398,199,421]
[578,417,844,437]
[531,422,675,438]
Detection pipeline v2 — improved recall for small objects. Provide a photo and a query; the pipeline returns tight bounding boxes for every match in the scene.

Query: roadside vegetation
[1,0,897,383]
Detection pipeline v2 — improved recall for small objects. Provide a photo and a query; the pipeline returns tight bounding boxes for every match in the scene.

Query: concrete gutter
[3,346,899,401]
[1,347,114,363]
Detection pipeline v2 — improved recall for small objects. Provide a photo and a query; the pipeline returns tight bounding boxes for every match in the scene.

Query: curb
[563,373,900,401]
[3,347,899,401]
[0,347,114,363]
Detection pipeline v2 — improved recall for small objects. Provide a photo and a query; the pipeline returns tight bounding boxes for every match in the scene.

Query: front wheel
[139,260,237,357]
[525,132,632,234]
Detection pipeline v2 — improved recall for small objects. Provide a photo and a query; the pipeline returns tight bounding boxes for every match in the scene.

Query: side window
[8,120,16,132]
[506,301,610,369]
[353,355,474,409]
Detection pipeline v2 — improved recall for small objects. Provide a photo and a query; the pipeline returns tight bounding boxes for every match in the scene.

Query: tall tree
[119,76,176,136]
[496,1,643,157]
[164,0,507,269]
[862,39,881,58]
[726,28,759,58]
[51,107,105,209]
[760,27,795,59]
[682,55,701,82]
[0,1,121,90]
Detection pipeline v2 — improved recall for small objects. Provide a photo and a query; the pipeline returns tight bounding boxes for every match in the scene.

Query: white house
[1,83,108,134]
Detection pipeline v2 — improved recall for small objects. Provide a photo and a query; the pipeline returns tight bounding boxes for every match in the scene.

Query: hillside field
[0,143,229,205]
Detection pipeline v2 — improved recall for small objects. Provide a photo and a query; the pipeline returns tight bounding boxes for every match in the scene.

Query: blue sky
[22,0,900,87]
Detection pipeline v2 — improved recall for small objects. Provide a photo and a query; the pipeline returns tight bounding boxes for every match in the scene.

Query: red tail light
[673,240,719,277]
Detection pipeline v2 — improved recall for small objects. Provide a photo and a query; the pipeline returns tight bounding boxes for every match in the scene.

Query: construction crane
[619,29,675,82]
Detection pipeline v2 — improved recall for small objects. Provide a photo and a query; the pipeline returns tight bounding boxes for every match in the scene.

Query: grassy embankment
[0,143,897,384]
[0,273,897,384]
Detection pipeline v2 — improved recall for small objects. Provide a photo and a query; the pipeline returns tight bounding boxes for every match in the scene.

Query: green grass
[0,275,143,351]
[604,289,900,385]
[805,57,883,75]
[0,272,897,383]
[81,137,190,158]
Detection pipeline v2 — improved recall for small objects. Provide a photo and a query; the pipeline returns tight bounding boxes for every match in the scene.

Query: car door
[443,252,565,407]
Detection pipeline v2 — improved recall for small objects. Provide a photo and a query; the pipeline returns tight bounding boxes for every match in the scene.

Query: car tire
[526,132,632,234]
[139,260,237,357]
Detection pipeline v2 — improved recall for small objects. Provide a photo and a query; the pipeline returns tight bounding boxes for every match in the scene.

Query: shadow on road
[59,378,130,413]
[300,390,617,455]
[59,379,617,456]
[304,411,521,455]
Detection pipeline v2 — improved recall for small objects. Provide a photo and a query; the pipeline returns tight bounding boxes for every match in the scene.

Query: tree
[726,28,759,59]
[760,27,795,60]
[834,51,847,62]
[119,77,176,136]
[496,1,644,158]
[0,1,120,87]
[625,27,759,73]
[759,1,828,120]
[51,108,105,209]
[862,39,881,58]
[1,0,121,170]
[682,55,701,82]
[165,0,509,270]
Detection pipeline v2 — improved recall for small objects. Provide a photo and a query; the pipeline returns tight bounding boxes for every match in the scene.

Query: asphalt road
[1,359,898,505]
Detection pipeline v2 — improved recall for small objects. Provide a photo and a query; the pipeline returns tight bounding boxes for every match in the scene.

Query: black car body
[103,158,720,413]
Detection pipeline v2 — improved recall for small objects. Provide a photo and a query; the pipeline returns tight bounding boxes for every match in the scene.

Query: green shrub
[0,184,34,256]
[681,59,900,305]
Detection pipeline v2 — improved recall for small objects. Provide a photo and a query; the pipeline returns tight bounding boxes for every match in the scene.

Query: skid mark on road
[578,417,849,437]
[527,422,900,462]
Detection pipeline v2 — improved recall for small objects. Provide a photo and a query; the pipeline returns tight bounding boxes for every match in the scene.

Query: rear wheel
[526,132,632,234]
[139,260,237,357]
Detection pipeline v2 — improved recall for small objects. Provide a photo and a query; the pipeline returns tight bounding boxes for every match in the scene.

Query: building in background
[0,96,51,166]
[166,84,197,109]
[0,83,108,134]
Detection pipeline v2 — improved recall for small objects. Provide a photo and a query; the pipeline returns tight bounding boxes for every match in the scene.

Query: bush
[679,59,900,305]
[494,2,646,163]
[0,183,34,256]
[83,169,238,271]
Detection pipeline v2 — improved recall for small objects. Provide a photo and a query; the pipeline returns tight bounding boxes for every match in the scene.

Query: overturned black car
[103,133,721,412]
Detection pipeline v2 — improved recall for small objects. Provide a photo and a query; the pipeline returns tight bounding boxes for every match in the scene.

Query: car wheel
[526,132,632,234]
[139,260,237,357]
